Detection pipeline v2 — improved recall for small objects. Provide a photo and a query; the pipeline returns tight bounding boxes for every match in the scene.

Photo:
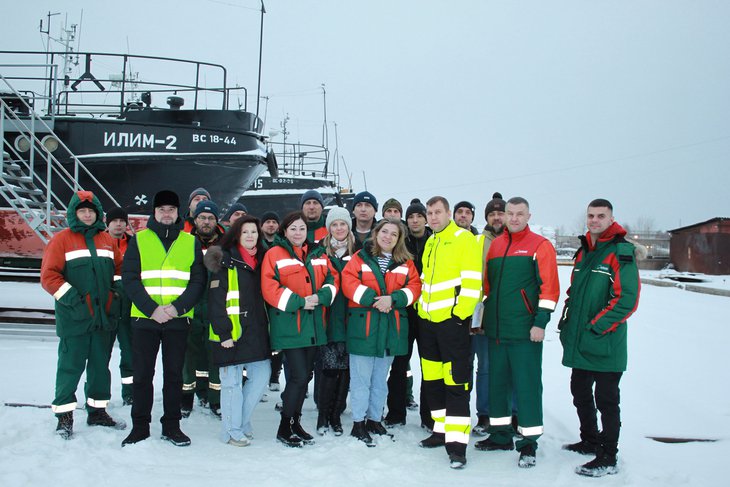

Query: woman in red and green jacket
[341,218,421,445]
[261,211,338,447]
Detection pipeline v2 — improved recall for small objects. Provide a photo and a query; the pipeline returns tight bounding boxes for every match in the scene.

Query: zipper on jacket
[426,235,439,321]
[520,289,535,314]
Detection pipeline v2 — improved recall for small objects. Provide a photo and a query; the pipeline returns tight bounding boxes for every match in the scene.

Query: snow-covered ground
[642,269,730,292]
[1,266,728,486]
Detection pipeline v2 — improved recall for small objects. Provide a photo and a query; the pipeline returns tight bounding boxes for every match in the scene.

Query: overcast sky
[4,0,729,231]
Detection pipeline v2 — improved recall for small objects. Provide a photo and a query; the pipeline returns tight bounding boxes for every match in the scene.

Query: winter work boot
[475,437,514,451]
[383,417,406,428]
[366,420,392,438]
[277,414,303,448]
[472,415,490,437]
[449,453,467,469]
[292,414,315,445]
[161,426,191,447]
[419,433,446,448]
[55,412,73,440]
[121,426,150,447]
[180,393,194,418]
[351,421,374,447]
[407,396,419,411]
[330,371,349,435]
[575,451,618,477]
[87,409,127,430]
[121,385,133,406]
[518,444,537,468]
[563,440,598,455]
[210,403,221,418]
[316,411,330,436]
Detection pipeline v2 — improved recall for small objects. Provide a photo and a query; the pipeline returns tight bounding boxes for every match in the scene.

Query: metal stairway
[1,64,118,244]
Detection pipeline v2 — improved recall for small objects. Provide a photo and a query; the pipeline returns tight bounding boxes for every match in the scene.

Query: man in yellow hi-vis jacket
[416,196,482,470]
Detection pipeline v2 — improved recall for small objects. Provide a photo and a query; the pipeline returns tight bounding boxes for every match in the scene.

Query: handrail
[1,64,121,242]
[1,50,246,115]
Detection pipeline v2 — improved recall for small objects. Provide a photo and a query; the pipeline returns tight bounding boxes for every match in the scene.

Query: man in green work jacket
[558,198,641,478]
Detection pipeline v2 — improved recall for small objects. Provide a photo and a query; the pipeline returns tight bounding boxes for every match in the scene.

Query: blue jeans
[471,333,490,417]
[349,354,394,422]
[219,359,271,442]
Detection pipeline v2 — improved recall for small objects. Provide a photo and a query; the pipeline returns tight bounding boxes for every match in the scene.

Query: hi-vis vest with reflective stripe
[209,267,241,342]
[130,229,196,318]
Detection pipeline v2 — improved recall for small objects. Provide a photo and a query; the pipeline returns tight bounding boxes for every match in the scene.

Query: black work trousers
[281,346,317,418]
[130,326,188,431]
[419,317,472,457]
[386,306,425,424]
[570,368,623,456]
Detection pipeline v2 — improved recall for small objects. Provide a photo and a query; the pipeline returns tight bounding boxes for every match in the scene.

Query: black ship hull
[238,173,354,217]
[36,116,268,213]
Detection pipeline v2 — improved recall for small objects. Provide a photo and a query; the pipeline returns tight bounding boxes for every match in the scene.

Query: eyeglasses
[196,215,217,222]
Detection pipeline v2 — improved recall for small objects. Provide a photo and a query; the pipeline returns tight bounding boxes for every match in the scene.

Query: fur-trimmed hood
[204,245,225,273]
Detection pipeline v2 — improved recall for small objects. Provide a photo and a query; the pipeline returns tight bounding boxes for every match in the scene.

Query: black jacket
[405,227,433,275]
[205,245,271,367]
[121,215,206,331]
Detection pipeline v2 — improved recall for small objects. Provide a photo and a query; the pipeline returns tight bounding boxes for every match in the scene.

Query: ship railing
[1,66,120,243]
[0,51,248,117]
[268,140,337,183]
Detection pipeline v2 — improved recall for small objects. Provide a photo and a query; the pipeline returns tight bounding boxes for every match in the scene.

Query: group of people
[40,185,641,477]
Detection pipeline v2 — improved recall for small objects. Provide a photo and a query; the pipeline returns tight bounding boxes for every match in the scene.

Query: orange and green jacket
[482,225,560,341]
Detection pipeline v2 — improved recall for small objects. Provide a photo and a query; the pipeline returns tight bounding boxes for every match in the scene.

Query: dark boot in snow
[330,371,349,435]
[55,412,73,440]
[121,426,150,446]
[316,411,330,436]
[472,415,490,436]
[575,452,618,477]
[121,384,133,406]
[316,371,339,436]
[475,437,514,451]
[180,393,194,418]
[518,444,537,468]
[366,419,391,437]
[87,409,127,430]
[449,453,467,469]
[161,426,191,447]
[351,421,374,446]
[277,414,303,448]
[292,414,315,445]
[563,439,598,455]
[419,433,446,448]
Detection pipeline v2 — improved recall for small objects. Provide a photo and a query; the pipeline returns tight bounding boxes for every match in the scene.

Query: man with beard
[301,190,327,244]
[181,200,224,417]
[471,192,507,436]
[453,201,478,235]
[121,190,205,446]
[260,211,280,250]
